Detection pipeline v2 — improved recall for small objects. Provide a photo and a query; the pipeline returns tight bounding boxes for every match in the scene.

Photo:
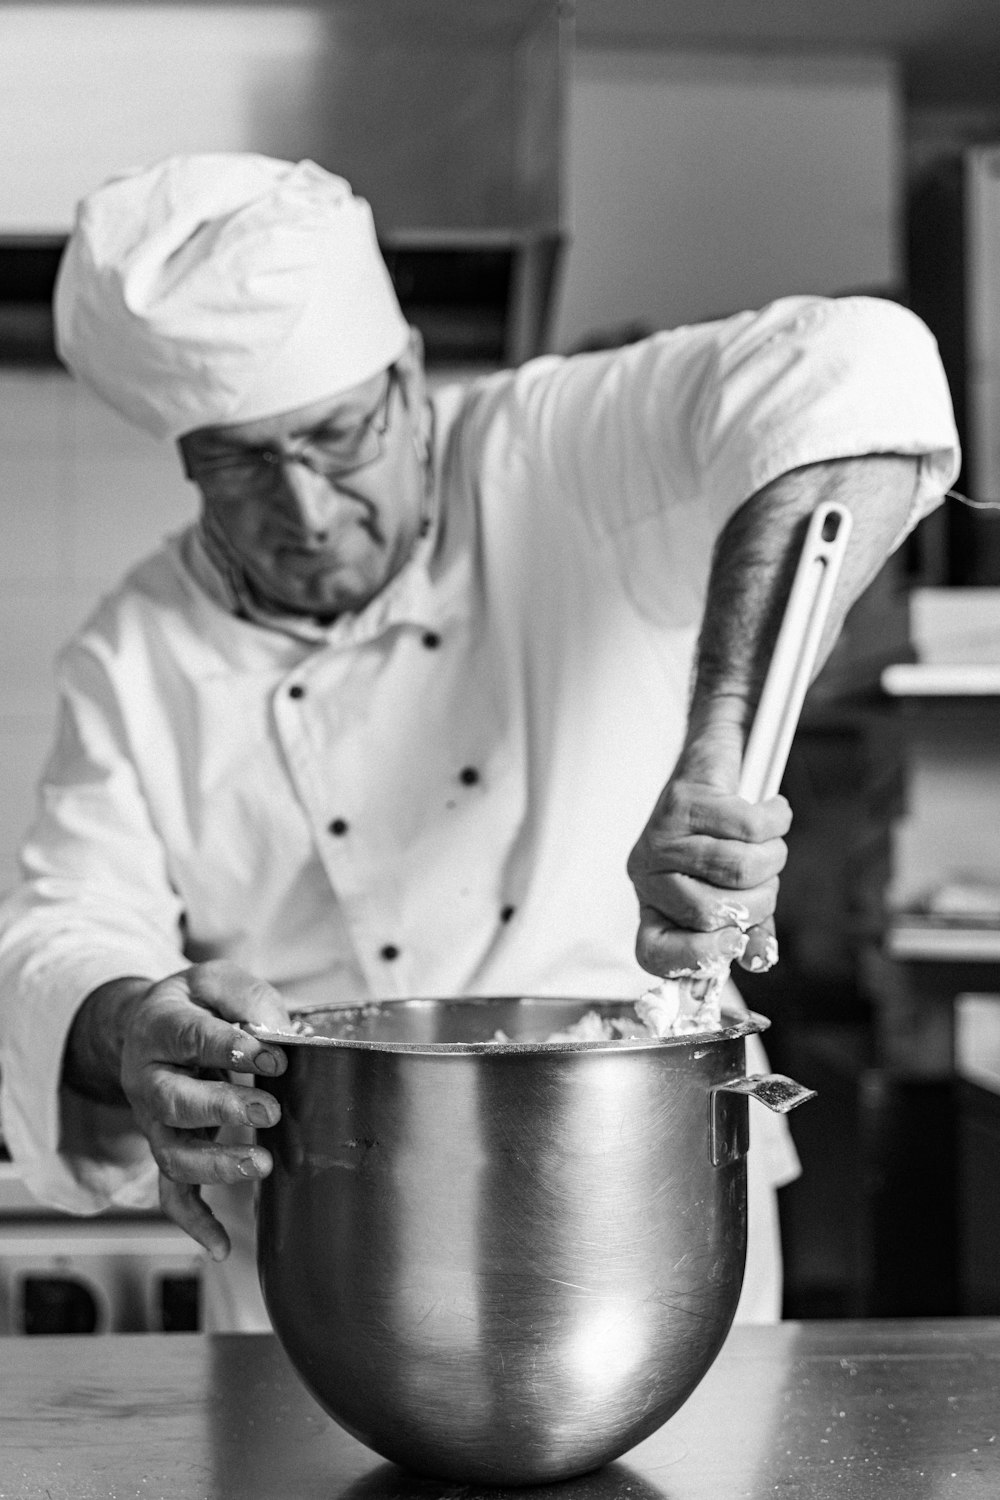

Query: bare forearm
[62,976,152,1106]
[685,453,920,750]
[628,453,922,979]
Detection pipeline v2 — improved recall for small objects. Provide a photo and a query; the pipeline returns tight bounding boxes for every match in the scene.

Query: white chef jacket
[0,295,959,1328]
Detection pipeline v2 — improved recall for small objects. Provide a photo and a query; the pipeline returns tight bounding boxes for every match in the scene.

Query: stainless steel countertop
[1,1319,998,1498]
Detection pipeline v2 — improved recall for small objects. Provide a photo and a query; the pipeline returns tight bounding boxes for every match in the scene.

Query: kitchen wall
[1,3,561,235]
[0,372,193,892]
[2,5,346,231]
[553,48,901,349]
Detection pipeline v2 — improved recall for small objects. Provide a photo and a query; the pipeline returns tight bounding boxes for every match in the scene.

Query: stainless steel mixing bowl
[254,997,813,1486]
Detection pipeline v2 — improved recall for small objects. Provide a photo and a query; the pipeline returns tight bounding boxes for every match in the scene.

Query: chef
[0,154,959,1332]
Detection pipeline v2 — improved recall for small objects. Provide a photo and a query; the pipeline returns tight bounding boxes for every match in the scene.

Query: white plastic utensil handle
[661,500,853,1025]
[738,500,853,804]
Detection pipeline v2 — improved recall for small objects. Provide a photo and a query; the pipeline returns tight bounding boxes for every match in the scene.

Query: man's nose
[278,458,337,537]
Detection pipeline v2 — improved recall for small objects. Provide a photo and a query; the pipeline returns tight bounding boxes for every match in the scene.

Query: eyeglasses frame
[182,365,401,490]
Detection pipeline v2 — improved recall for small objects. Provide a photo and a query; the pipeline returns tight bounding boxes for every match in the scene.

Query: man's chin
[263,569,384,620]
[248,536,415,620]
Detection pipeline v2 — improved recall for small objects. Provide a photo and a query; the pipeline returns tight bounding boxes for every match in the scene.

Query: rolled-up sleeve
[516,295,959,624]
[0,638,185,1214]
[691,295,959,547]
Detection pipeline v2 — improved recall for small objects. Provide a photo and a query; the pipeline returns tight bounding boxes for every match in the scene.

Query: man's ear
[396,325,426,389]
[396,325,430,448]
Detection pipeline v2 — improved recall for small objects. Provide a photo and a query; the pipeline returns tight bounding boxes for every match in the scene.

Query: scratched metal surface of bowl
[255,997,766,1486]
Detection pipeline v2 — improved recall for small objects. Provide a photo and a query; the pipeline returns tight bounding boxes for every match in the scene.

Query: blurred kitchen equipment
[254,996,815,1485]
[0,1216,204,1335]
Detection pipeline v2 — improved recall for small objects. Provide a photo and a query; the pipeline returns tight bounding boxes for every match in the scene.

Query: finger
[147,1119,275,1189]
[187,963,292,1076]
[132,981,287,1080]
[159,1175,231,1262]
[737,919,780,974]
[636,905,750,978]
[632,872,780,935]
[186,960,292,1030]
[142,1069,281,1133]
[225,1030,287,1079]
[635,830,788,894]
[651,784,792,843]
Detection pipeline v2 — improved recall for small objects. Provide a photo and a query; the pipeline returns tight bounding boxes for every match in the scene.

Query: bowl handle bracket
[710,1073,818,1167]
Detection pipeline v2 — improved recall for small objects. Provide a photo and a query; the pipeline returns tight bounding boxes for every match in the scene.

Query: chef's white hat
[54,154,410,441]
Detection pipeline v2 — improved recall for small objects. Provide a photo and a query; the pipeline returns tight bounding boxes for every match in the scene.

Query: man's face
[178,351,428,619]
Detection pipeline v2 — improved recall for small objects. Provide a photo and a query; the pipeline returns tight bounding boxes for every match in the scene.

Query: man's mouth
[269,507,386,558]
[274,544,343,574]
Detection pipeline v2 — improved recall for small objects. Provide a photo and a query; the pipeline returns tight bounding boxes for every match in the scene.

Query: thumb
[737,918,780,975]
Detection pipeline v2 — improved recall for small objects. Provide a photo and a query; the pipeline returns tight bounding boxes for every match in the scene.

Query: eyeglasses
[184,367,399,492]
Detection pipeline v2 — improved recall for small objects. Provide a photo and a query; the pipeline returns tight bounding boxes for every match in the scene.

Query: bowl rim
[246,996,771,1055]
